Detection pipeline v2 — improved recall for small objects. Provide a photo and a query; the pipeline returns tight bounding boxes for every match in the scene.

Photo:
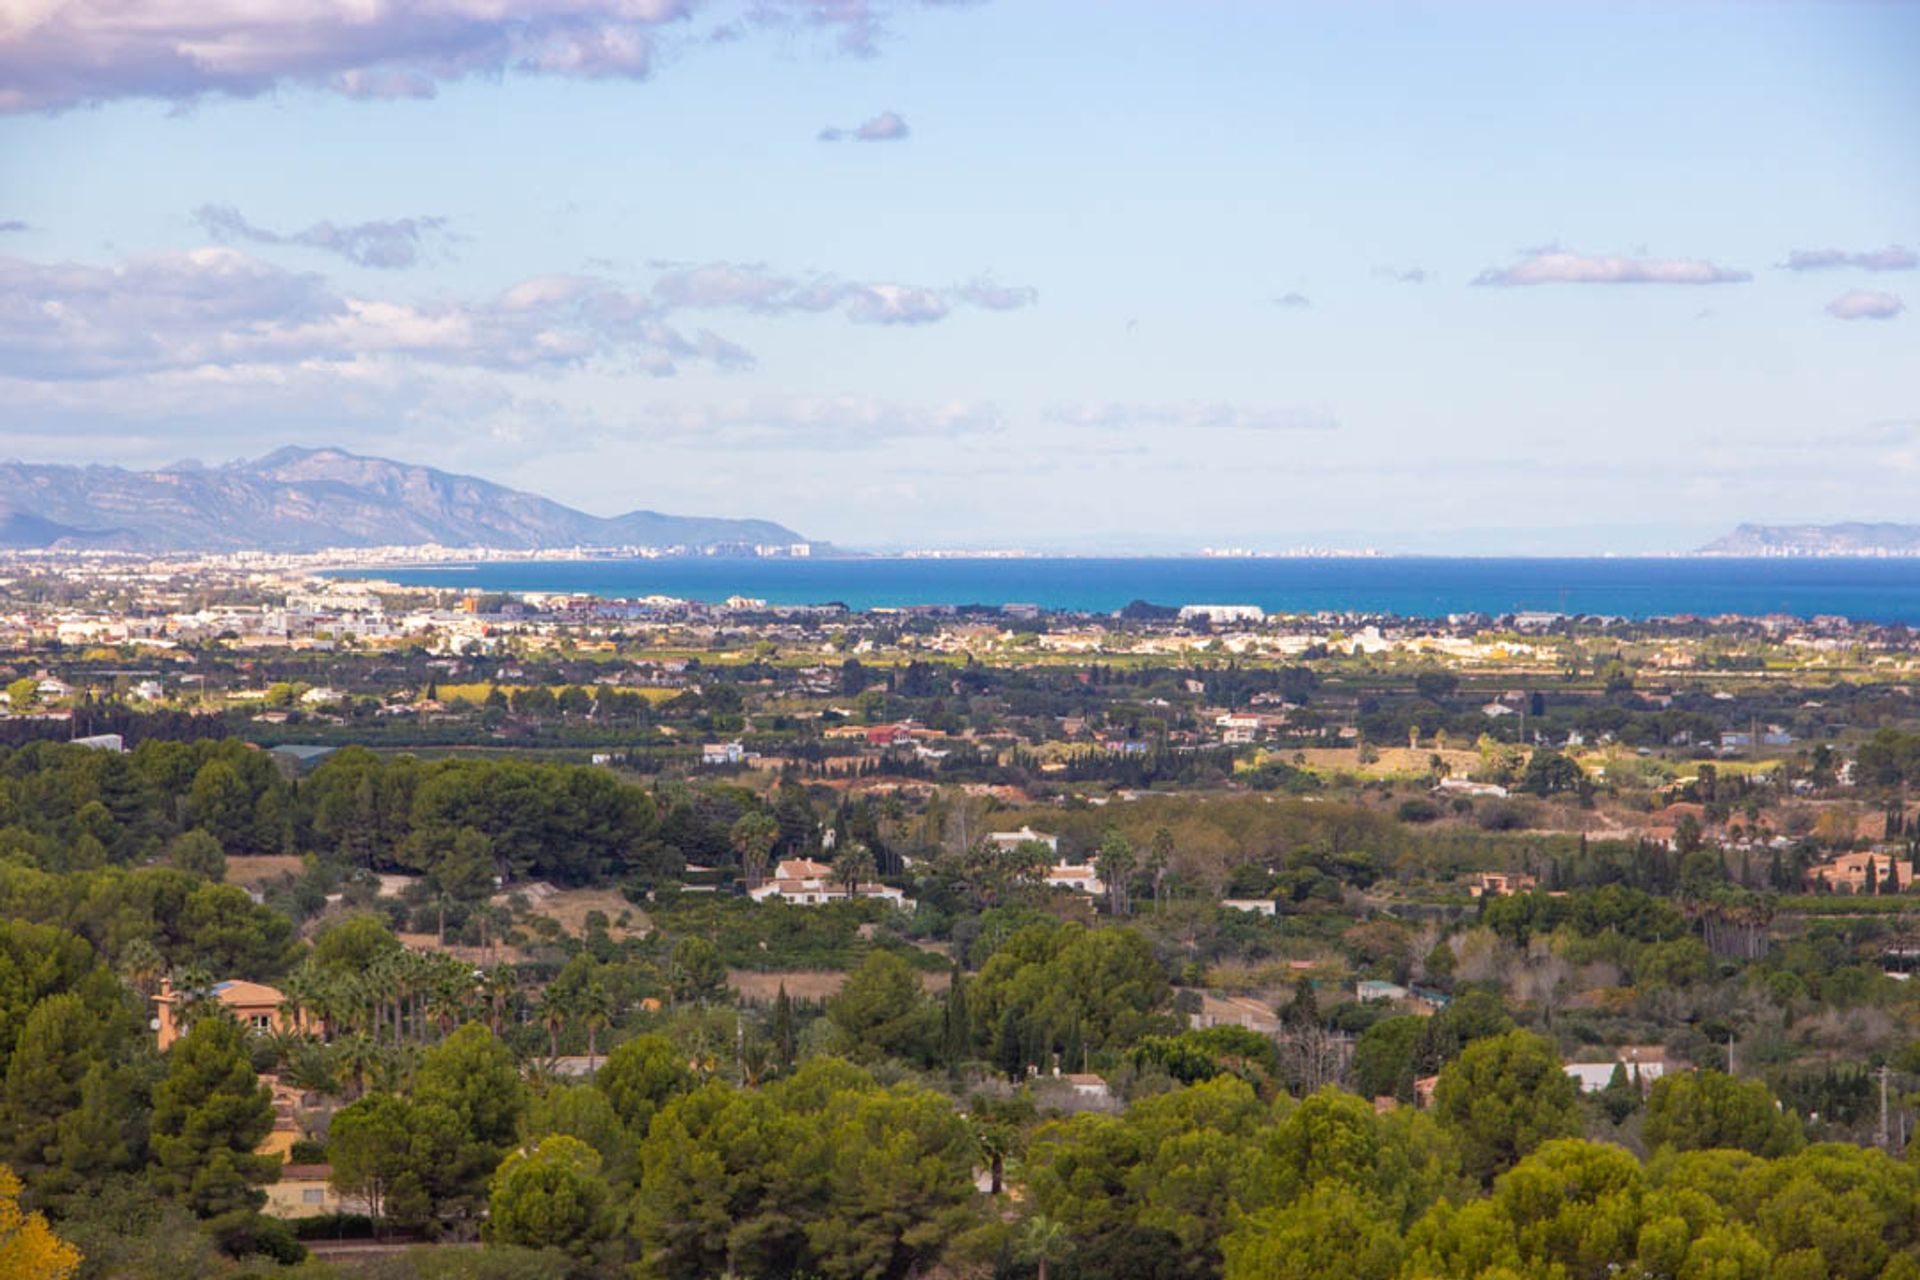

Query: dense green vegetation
[6,618,1920,1280]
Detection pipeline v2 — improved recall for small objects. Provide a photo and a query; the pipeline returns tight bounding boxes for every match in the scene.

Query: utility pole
[1726,1034,1735,1075]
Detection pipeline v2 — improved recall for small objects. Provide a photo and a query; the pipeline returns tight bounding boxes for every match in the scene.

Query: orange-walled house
[1466,871,1538,898]
[154,977,317,1050]
[1807,851,1915,895]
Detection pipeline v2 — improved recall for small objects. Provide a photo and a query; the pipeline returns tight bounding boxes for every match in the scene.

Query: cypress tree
[772,983,795,1071]
[995,1009,1024,1084]
[1283,975,1319,1029]
[941,964,970,1070]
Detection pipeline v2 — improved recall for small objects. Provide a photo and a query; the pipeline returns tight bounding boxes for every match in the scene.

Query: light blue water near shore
[326,557,1920,623]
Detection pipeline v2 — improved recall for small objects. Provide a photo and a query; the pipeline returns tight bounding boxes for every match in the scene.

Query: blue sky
[2,0,1916,552]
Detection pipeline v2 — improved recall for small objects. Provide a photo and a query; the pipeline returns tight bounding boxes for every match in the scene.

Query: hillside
[1698,522,1920,556]
[0,448,806,553]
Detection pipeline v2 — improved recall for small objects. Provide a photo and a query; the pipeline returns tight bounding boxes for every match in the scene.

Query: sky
[1,0,1917,554]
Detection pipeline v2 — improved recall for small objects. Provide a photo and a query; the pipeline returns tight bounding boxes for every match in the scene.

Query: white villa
[987,826,1059,854]
[747,858,915,910]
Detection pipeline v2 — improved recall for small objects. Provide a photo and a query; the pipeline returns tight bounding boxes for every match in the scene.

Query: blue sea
[326,557,1920,623]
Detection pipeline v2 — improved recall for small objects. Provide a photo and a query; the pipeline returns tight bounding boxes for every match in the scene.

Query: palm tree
[393,950,430,1044]
[731,811,780,891]
[1018,1216,1071,1280]
[283,1041,340,1097]
[306,970,351,1044]
[971,1117,1013,1196]
[426,963,471,1039]
[539,985,572,1060]
[118,937,167,999]
[482,966,517,1036]
[1145,827,1174,912]
[833,841,877,900]
[332,1033,379,1100]
[261,1025,308,1071]
[365,1042,413,1096]
[578,980,613,1069]
[336,971,373,1044]
[170,963,217,1030]
[365,951,404,1044]
[277,963,324,1041]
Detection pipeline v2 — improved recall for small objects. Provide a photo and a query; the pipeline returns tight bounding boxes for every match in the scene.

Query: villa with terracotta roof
[154,977,317,1050]
[747,857,916,910]
[1041,862,1105,898]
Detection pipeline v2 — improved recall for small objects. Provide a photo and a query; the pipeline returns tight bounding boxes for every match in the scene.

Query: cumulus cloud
[194,204,451,269]
[1473,250,1751,287]
[1,247,1036,389]
[951,276,1038,311]
[1782,246,1916,273]
[0,0,978,112]
[0,247,756,380]
[650,261,1033,323]
[1048,401,1338,433]
[0,0,707,113]
[844,283,947,324]
[1273,292,1311,308]
[760,0,952,57]
[1825,289,1905,321]
[617,393,1001,448]
[818,109,909,141]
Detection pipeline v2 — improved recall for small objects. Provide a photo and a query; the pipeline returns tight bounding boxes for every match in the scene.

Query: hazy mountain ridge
[0,448,806,552]
[1700,523,1920,556]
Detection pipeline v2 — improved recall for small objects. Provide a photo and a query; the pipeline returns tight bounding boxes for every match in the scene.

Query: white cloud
[194,204,452,269]
[0,247,757,379]
[1,247,1034,390]
[818,108,910,141]
[0,0,696,113]
[1782,246,1916,273]
[844,282,947,324]
[1825,289,1905,321]
[0,0,972,113]
[614,393,1001,448]
[1048,401,1338,433]
[1473,250,1751,286]
[650,260,1034,322]
[1273,292,1311,308]
[951,275,1038,311]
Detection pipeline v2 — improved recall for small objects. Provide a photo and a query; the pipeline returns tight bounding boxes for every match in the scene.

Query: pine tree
[148,1014,277,1218]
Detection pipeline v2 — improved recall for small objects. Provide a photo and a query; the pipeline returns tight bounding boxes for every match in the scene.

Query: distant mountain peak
[242,444,333,467]
[1699,522,1920,556]
[0,449,806,553]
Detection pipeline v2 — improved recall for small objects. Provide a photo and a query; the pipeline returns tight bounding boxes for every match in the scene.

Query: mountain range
[1698,523,1920,556]
[0,448,807,553]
